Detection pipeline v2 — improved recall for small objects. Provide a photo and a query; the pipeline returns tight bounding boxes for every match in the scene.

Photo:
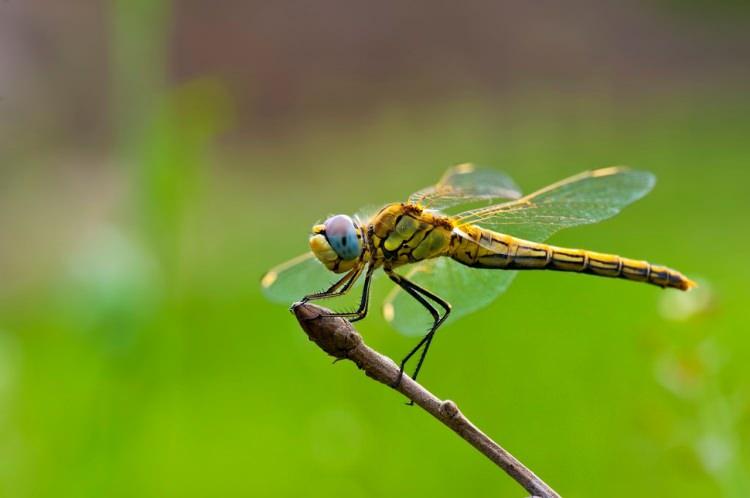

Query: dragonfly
[262,164,695,384]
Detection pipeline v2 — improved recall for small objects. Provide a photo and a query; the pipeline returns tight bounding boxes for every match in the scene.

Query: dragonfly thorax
[309,214,364,273]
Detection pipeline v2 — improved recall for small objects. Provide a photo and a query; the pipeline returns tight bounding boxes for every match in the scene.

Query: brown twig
[293,302,561,498]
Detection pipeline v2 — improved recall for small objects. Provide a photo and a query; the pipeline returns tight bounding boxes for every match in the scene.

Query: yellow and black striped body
[450,224,694,290]
[367,202,694,291]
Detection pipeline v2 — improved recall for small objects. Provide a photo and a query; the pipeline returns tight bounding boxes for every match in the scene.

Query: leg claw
[389,369,405,388]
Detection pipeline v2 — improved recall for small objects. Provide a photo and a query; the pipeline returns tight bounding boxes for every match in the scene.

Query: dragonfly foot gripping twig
[292,302,561,498]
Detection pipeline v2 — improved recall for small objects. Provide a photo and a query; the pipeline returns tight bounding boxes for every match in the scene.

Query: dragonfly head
[309,214,363,273]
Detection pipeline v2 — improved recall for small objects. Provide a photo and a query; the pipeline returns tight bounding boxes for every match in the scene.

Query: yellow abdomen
[450,225,696,291]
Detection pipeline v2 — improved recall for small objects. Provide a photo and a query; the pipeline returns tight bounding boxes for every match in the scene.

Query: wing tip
[592,166,628,177]
[454,162,476,174]
[592,166,657,192]
[260,271,278,289]
[382,302,395,322]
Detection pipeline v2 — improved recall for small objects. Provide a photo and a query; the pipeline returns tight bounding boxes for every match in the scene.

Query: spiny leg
[407,282,451,382]
[301,265,362,303]
[386,269,451,386]
[320,263,376,321]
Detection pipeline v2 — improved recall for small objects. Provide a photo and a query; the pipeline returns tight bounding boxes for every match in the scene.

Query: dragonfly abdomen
[549,248,695,290]
[451,226,695,291]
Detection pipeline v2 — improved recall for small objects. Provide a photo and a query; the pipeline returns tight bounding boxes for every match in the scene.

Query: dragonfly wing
[382,257,517,337]
[261,252,343,304]
[408,163,522,213]
[454,167,656,242]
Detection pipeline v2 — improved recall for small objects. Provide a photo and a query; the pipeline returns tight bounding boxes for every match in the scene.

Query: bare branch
[293,302,561,498]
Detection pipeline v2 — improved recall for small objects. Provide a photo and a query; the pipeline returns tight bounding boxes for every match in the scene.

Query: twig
[293,302,561,498]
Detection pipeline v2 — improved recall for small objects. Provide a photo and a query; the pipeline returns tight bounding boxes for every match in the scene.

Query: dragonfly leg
[300,265,363,303]
[386,270,451,389]
[317,264,375,322]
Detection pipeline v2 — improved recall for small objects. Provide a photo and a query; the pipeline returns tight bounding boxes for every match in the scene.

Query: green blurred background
[1,1,749,497]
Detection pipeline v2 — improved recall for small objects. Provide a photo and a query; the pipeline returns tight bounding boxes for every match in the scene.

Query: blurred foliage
[0,2,749,498]
[2,93,749,497]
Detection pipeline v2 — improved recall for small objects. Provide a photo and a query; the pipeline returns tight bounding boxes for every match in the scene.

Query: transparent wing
[261,252,342,304]
[454,167,656,242]
[408,163,522,213]
[382,257,517,337]
[383,167,654,335]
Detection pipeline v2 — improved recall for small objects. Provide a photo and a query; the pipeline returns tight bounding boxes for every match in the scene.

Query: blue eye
[324,215,361,260]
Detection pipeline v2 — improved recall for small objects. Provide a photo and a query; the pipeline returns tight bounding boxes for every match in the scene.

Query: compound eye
[324,214,361,260]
